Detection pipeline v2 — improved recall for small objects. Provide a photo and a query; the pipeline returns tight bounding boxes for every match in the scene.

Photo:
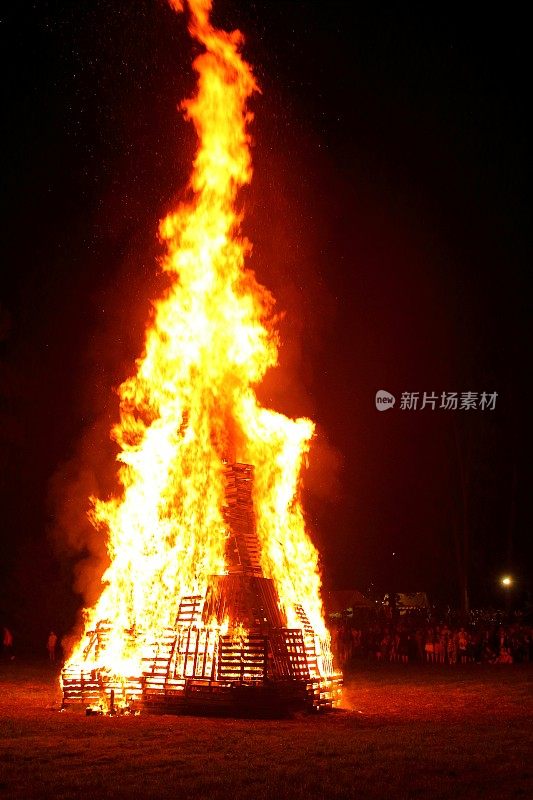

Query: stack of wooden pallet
[223,463,262,576]
[62,621,143,710]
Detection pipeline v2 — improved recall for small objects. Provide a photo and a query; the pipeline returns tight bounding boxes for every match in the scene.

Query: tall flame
[68,0,329,675]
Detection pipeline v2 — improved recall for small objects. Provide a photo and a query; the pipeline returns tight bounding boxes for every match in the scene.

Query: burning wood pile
[61,0,341,716]
[62,463,340,714]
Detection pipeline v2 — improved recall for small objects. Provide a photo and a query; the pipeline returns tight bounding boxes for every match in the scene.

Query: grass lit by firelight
[0,661,531,799]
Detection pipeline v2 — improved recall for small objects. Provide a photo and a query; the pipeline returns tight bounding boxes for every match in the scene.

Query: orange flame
[67,0,331,677]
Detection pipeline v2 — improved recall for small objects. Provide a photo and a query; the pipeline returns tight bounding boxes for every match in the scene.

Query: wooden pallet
[175,595,204,626]
[269,628,310,681]
[293,604,320,677]
[218,633,267,683]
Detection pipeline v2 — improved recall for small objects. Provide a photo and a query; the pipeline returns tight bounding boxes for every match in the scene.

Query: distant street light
[500,576,514,618]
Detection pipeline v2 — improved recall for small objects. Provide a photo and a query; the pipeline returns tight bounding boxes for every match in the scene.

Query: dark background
[0,1,530,649]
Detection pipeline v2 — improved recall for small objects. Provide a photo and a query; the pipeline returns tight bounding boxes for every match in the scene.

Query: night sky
[0,1,530,649]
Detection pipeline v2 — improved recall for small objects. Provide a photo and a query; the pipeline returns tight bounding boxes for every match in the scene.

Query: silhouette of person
[47,631,58,663]
[3,627,14,660]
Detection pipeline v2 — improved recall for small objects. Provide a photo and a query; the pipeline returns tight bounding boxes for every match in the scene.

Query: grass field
[0,661,531,799]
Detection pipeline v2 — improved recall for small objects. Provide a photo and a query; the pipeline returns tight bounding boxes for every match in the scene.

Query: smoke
[47,227,163,646]
[246,91,344,508]
[48,415,113,593]
[306,427,343,502]
[48,429,111,653]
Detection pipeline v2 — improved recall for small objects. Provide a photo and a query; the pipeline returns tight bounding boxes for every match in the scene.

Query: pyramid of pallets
[61,461,342,714]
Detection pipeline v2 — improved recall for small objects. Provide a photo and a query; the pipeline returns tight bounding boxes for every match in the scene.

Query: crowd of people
[3,618,532,668]
[331,616,533,667]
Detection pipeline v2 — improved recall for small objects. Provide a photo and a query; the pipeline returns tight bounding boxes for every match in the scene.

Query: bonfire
[61,0,341,715]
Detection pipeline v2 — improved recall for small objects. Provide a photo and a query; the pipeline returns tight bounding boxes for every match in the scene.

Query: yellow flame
[68,0,331,676]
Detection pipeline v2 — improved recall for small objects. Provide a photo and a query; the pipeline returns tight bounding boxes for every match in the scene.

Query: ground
[0,661,531,799]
